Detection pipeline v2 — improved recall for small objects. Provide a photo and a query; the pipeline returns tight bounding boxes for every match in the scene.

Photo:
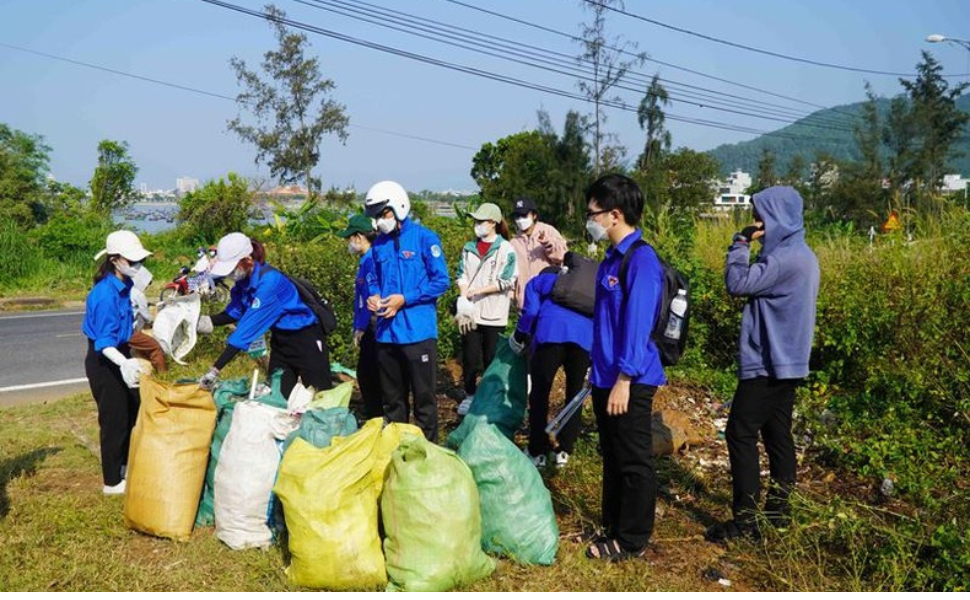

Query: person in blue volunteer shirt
[364,180,450,442]
[338,213,382,419]
[197,232,332,398]
[83,230,154,495]
[583,174,666,562]
[509,252,593,470]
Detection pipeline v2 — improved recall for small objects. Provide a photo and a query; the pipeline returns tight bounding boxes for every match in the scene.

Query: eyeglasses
[585,208,610,220]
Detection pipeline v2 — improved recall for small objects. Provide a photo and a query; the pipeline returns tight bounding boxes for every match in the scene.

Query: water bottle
[664,289,688,340]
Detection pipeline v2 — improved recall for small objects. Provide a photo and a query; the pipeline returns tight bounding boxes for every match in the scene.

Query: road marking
[0,378,89,393]
[0,311,85,321]
[54,333,83,339]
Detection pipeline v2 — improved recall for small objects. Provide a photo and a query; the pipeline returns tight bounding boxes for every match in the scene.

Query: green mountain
[706,95,970,177]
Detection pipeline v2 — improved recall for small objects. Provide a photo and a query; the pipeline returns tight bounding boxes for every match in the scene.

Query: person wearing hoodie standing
[364,180,450,442]
[339,213,382,419]
[706,186,820,542]
[454,203,517,416]
[509,196,567,310]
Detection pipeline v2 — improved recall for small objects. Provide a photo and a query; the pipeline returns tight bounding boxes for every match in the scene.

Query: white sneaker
[554,451,569,469]
[457,396,473,416]
[525,450,547,469]
[103,480,126,495]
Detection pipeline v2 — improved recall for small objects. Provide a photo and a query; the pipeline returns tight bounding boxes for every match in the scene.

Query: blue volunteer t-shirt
[224,262,318,350]
[82,275,134,351]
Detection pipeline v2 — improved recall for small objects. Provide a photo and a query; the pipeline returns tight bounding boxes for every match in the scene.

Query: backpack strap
[618,238,661,330]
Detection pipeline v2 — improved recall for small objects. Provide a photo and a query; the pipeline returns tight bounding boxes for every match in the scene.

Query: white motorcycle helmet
[364,180,410,221]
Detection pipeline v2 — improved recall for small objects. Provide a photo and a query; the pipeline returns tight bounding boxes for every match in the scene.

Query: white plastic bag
[151,293,201,365]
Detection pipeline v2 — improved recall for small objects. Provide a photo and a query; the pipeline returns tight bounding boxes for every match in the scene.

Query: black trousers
[85,341,140,486]
[461,324,503,396]
[269,323,333,399]
[725,376,799,524]
[357,326,382,419]
[528,342,590,456]
[592,384,657,552]
[377,339,438,442]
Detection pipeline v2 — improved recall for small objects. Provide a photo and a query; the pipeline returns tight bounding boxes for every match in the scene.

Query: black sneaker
[704,520,761,543]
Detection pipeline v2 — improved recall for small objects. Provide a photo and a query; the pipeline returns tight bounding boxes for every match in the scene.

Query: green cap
[337,214,376,238]
[469,202,503,223]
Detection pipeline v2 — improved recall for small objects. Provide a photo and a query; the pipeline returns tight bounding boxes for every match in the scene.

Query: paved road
[0,310,90,408]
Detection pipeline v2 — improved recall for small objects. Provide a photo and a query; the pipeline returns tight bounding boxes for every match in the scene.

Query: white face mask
[232,265,248,281]
[515,216,534,232]
[376,217,397,234]
[586,219,609,243]
[131,266,152,291]
[474,223,493,239]
[348,240,362,255]
[115,258,141,279]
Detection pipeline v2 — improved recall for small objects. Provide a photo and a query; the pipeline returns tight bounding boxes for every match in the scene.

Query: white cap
[94,230,152,262]
[209,232,254,277]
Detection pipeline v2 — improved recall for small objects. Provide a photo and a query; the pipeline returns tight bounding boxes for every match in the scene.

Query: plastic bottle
[664,289,688,340]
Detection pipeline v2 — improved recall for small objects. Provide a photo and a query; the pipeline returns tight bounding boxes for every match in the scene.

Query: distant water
[115,203,272,236]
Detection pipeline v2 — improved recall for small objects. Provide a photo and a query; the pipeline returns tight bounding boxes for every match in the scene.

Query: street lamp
[926,34,970,52]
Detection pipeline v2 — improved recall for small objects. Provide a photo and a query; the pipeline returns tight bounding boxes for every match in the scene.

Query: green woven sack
[282,407,358,453]
[458,422,559,564]
[447,337,527,448]
[382,436,495,591]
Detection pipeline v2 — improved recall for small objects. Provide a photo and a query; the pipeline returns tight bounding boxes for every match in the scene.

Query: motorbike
[159,259,231,305]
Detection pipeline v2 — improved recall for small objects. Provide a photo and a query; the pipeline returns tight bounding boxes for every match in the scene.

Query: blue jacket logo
[251,297,262,309]
[607,276,619,288]
[401,250,414,259]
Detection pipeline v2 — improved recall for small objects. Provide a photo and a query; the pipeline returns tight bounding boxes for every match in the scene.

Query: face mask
[131,266,152,291]
[474,223,492,239]
[515,216,533,232]
[115,258,141,279]
[232,265,248,281]
[376,217,397,234]
[348,240,362,255]
[586,219,609,243]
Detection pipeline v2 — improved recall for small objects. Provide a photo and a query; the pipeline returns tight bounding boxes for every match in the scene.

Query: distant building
[942,174,968,194]
[712,169,752,210]
[176,177,200,195]
[139,182,149,195]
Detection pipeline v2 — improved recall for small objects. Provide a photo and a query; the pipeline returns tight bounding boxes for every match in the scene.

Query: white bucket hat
[94,230,152,262]
[209,232,254,278]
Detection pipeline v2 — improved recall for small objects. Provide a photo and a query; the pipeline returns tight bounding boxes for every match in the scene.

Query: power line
[198,0,857,144]
[0,41,478,151]
[583,0,970,78]
[296,0,859,132]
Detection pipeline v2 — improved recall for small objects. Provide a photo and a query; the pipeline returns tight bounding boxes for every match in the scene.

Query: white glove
[197,315,214,335]
[456,314,477,335]
[508,332,528,355]
[120,358,148,388]
[455,296,475,317]
[199,366,220,392]
[353,329,365,348]
[102,346,127,367]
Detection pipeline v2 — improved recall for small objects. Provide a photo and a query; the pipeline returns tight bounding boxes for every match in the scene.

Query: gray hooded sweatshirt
[725,186,820,380]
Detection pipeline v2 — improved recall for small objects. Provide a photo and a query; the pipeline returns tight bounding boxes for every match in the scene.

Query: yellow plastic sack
[273,419,386,590]
[371,420,424,496]
[124,376,217,540]
[307,380,354,410]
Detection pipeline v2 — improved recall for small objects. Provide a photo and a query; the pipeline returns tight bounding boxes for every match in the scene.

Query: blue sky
[1,0,968,192]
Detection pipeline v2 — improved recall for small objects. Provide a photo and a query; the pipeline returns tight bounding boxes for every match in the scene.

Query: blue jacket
[516,270,593,352]
[371,217,450,344]
[82,275,134,352]
[591,229,667,389]
[225,262,318,351]
[726,186,820,380]
[353,249,380,331]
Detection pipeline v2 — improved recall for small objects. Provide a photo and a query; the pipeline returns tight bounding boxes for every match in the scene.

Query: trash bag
[214,400,299,550]
[195,370,288,528]
[382,436,495,592]
[282,406,358,453]
[447,337,527,448]
[458,422,559,564]
[151,293,201,365]
[371,421,424,497]
[274,419,386,590]
[308,380,353,410]
[124,377,217,540]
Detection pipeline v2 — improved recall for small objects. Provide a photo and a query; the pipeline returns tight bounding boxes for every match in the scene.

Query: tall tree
[577,0,645,175]
[229,4,349,196]
[898,51,970,204]
[177,173,257,243]
[0,124,51,227]
[750,147,778,192]
[637,74,671,173]
[89,140,138,216]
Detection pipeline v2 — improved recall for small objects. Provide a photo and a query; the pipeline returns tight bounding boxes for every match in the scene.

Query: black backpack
[266,266,338,336]
[549,252,599,317]
[619,239,690,367]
